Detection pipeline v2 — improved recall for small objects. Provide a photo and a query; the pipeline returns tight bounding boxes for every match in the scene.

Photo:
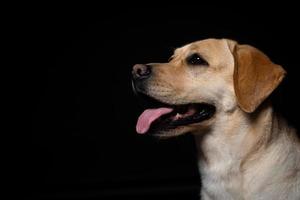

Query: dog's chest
[199,160,244,200]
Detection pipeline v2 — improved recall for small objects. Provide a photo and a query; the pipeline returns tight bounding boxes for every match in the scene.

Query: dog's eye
[186,53,208,66]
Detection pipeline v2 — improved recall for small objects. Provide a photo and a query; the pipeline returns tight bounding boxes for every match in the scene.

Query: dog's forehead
[186,39,227,52]
[175,39,229,57]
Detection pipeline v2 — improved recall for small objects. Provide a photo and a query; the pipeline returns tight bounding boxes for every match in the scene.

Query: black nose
[132,64,152,80]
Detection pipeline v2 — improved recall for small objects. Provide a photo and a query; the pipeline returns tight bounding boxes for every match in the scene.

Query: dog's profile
[132,38,300,199]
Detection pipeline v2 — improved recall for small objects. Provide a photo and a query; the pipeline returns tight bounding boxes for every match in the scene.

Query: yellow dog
[132,39,300,200]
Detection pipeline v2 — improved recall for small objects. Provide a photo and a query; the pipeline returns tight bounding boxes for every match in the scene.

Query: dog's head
[132,39,286,138]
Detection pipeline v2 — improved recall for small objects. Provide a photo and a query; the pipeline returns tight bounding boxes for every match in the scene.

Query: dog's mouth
[135,93,216,134]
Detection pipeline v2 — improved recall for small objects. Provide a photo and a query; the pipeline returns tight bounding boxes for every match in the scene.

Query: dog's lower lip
[135,92,216,133]
[151,103,215,131]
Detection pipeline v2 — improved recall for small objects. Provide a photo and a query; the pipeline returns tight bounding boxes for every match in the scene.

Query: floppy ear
[233,44,286,113]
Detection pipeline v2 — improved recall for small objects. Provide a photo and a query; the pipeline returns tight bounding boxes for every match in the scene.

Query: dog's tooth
[175,113,181,120]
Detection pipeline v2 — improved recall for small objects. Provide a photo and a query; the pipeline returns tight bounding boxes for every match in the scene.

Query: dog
[132,38,300,199]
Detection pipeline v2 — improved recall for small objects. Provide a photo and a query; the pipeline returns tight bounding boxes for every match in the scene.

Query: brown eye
[186,53,208,66]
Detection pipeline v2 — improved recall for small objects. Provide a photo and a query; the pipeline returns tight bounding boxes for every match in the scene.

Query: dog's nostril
[133,64,152,79]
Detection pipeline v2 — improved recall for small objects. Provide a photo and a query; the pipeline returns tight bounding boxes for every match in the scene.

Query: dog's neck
[194,103,283,174]
[193,103,299,199]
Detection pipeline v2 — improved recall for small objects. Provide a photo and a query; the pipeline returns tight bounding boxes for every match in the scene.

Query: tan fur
[138,38,300,199]
[233,44,286,113]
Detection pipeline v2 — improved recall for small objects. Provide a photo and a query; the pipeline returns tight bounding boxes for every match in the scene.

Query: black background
[25,5,300,200]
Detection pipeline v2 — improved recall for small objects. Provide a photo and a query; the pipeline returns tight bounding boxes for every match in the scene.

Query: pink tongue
[136,108,173,134]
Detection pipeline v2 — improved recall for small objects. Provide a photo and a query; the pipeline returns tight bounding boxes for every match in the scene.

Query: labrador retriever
[132,38,300,199]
